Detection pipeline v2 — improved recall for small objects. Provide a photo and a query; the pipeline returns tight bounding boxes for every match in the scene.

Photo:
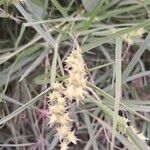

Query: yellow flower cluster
[121,28,144,44]
[47,49,87,150]
[65,49,87,104]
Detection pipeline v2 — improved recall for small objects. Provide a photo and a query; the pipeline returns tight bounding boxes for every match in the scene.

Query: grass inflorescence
[0,0,150,150]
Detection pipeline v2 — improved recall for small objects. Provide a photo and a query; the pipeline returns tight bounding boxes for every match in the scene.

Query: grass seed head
[65,49,87,104]
[121,28,144,44]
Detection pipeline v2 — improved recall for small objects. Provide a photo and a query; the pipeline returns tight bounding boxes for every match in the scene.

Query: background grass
[0,0,150,149]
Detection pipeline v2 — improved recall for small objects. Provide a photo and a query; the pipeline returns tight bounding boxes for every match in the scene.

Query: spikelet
[117,118,129,134]
[126,126,149,149]
[65,49,87,104]
[121,28,144,44]
[60,142,68,150]
[130,126,148,141]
